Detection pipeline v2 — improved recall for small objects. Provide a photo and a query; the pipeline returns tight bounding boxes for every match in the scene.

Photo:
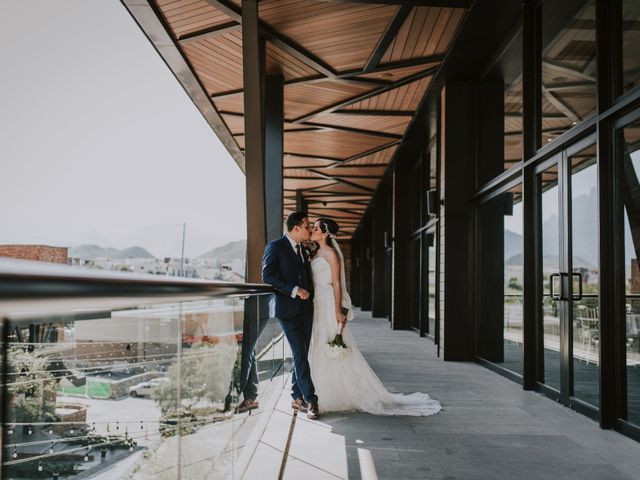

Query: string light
[37,461,43,472]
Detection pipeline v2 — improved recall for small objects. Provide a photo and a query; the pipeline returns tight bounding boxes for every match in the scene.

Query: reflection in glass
[540,164,561,391]
[623,120,640,425]
[475,185,523,377]
[503,33,524,171]
[541,0,596,142]
[569,145,599,408]
[428,239,437,337]
[411,237,421,331]
[480,29,523,185]
[2,295,286,479]
[622,0,640,93]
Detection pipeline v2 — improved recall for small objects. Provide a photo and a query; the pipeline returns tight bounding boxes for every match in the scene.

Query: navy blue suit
[262,236,317,404]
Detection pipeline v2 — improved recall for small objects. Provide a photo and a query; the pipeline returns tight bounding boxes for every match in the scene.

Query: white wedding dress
[308,256,442,416]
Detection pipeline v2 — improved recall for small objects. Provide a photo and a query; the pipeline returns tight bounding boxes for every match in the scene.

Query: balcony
[3,259,640,479]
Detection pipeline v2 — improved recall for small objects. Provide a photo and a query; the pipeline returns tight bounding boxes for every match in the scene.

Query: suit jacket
[262,236,314,320]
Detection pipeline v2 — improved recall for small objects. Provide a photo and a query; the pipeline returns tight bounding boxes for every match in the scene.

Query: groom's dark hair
[286,211,308,232]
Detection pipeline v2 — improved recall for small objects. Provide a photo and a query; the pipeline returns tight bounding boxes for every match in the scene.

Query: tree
[6,346,58,423]
[152,342,238,415]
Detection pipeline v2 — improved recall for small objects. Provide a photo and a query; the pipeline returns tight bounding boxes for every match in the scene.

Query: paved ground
[277,309,640,480]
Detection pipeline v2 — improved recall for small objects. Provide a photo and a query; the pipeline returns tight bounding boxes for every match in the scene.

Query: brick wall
[0,245,68,264]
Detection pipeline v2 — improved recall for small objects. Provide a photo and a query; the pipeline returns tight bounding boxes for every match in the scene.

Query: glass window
[622,0,640,93]
[503,34,524,171]
[569,145,599,408]
[479,30,523,186]
[475,184,524,377]
[622,119,640,425]
[541,0,596,142]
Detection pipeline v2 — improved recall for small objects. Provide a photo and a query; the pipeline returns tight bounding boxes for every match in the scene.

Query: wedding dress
[308,254,442,416]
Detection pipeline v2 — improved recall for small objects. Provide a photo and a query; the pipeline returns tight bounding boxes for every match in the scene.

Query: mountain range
[198,240,246,260]
[69,244,155,259]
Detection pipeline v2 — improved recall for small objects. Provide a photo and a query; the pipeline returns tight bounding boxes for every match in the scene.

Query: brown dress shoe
[307,402,320,420]
[291,398,308,413]
[236,398,259,413]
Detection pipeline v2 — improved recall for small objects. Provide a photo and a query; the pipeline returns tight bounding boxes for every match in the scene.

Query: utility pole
[180,222,186,277]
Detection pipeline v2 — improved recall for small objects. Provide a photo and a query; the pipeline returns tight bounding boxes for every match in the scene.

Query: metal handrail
[0,258,274,300]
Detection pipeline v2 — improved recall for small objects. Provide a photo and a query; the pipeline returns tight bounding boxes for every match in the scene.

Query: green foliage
[6,346,58,423]
[152,343,237,415]
[507,277,523,291]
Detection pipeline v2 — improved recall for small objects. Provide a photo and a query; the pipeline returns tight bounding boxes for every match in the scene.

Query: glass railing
[0,259,289,479]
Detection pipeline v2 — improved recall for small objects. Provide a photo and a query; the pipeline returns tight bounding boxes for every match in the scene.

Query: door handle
[549,273,562,300]
[572,272,583,300]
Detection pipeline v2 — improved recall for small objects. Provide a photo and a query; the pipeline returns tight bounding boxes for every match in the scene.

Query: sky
[0,1,246,259]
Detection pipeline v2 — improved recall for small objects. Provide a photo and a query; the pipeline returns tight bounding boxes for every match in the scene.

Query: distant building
[0,244,68,264]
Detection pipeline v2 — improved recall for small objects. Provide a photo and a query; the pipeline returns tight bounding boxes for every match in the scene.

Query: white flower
[324,343,352,359]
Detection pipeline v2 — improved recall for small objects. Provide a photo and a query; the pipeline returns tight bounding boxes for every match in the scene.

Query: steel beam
[178,21,241,44]
[206,0,336,77]
[364,5,412,72]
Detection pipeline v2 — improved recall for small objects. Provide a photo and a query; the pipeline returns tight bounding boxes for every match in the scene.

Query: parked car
[128,377,168,397]
[128,381,153,397]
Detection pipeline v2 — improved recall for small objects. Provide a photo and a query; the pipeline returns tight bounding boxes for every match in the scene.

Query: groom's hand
[296,288,310,300]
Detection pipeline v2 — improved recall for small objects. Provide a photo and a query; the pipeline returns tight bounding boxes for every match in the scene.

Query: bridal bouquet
[324,313,352,359]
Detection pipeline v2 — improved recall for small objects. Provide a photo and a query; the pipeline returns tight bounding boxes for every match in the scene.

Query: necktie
[296,244,305,265]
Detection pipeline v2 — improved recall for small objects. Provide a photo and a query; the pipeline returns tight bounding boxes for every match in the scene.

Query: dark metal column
[391,144,414,330]
[439,83,476,359]
[265,74,284,242]
[242,0,266,283]
[522,0,541,390]
[372,201,386,317]
[595,0,619,429]
[361,216,373,311]
[295,189,307,213]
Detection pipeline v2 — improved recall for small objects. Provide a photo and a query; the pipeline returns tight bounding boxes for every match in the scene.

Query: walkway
[247,310,640,480]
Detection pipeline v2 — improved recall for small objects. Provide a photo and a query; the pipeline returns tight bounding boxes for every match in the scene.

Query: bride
[307,218,442,416]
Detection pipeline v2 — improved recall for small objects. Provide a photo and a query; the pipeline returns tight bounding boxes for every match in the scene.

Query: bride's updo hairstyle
[311,218,339,258]
[318,218,339,239]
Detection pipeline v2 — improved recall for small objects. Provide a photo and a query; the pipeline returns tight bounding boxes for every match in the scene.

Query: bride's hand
[336,311,347,325]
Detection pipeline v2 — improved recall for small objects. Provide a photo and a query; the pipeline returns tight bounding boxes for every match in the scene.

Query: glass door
[536,136,599,411]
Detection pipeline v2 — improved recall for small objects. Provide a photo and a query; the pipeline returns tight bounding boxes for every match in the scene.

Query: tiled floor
[251,309,640,480]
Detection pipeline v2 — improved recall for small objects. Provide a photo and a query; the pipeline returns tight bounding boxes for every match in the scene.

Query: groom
[262,211,319,419]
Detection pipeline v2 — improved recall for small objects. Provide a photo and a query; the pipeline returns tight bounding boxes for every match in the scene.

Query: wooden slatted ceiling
[312,112,411,135]
[284,155,335,168]
[238,129,396,159]
[260,0,399,71]
[142,0,468,238]
[340,145,398,167]
[355,62,439,81]
[283,81,373,121]
[344,76,432,111]
[182,32,243,93]
[380,7,465,63]
[157,0,233,38]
